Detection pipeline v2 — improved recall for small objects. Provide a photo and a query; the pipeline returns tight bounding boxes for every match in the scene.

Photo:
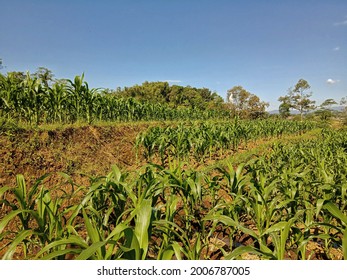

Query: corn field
[0,73,229,125]
[135,119,317,164]
[1,127,347,260]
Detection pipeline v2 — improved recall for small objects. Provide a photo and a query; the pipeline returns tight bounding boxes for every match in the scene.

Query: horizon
[1,0,347,110]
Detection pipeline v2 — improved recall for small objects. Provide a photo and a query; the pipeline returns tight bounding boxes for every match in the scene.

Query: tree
[315,98,337,121]
[321,98,337,109]
[207,92,224,110]
[118,82,227,113]
[278,95,291,118]
[227,86,269,119]
[279,79,316,121]
[32,67,54,87]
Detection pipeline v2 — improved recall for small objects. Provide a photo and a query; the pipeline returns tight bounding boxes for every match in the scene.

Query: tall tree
[279,79,316,121]
[227,86,269,119]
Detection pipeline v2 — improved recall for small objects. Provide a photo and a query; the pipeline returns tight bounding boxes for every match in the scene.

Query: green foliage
[227,86,269,119]
[278,95,291,118]
[0,72,229,125]
[315,99,338,121]
[279,79,316,121]
[136,119,316,164]
[120,81,224,110]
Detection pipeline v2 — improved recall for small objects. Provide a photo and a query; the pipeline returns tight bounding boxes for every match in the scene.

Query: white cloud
[333,46,340,51]
[334,19,347,26]
[326,78,340,84]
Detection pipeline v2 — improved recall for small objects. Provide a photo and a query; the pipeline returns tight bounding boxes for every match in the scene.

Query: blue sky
[1,0,346,110]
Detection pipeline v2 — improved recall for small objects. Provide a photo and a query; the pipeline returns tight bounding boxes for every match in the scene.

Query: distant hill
[268,110,279,115]
[330,106,345,112]
[268,109,299,115]
[268,106,345,115]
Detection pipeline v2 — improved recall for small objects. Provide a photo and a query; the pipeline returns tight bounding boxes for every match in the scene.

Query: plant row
[135,119,317,164]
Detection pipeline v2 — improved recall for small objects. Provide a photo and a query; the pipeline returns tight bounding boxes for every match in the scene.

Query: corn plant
[0,174,76,259]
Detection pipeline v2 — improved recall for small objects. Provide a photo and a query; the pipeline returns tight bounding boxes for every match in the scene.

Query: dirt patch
[0,123,153,189]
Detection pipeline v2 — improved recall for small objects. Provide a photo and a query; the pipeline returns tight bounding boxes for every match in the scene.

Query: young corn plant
[0,174,77,259]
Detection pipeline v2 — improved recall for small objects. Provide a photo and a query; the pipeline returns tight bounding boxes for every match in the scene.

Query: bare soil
[0,123,152,189]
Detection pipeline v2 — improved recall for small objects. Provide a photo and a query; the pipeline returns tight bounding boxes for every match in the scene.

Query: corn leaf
[323,201,347,226]
[2,230,33,260]
[76,241,108,260]
[35,235,87,259]
[0,186,10,199]
[224,245,271,260]
[0,209,30,234]
[134,198,152,259]
[40,248,81,260]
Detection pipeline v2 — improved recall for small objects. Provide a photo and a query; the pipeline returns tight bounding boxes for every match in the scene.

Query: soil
[0,123,152,189]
